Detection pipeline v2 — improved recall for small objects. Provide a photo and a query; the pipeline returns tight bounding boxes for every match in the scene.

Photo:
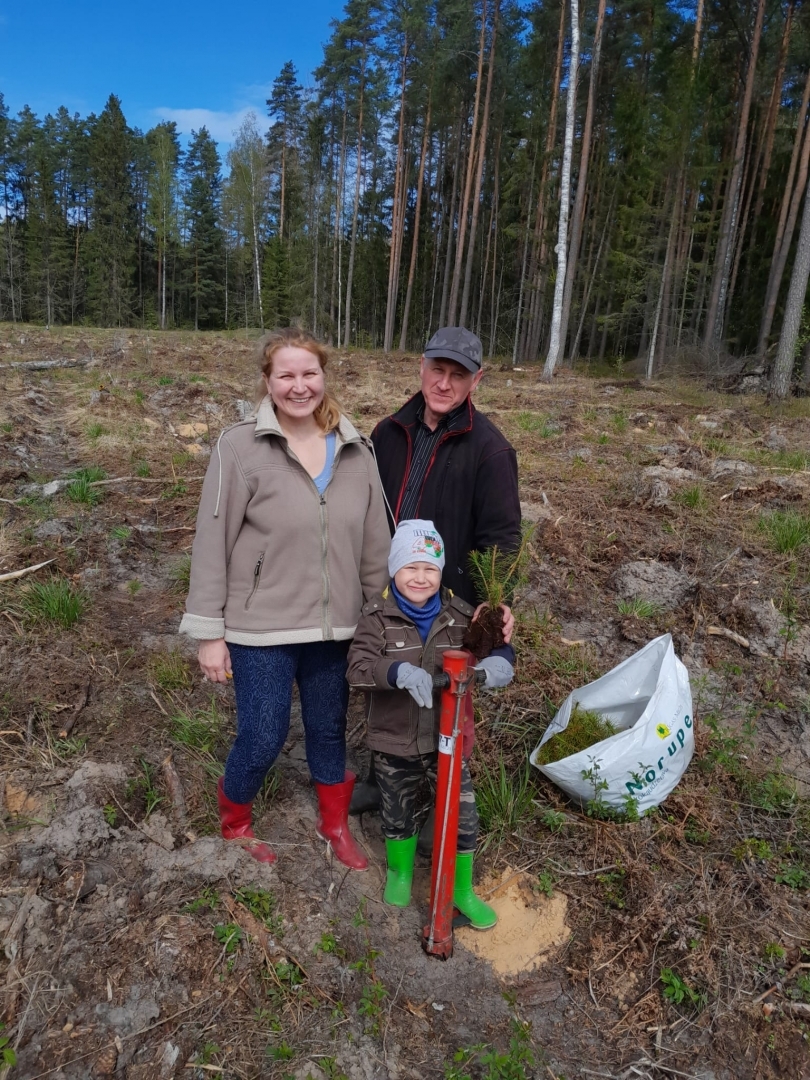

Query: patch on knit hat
[388,519,446,579]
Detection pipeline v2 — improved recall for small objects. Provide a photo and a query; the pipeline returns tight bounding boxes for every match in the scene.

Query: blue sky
[1,0,343,145]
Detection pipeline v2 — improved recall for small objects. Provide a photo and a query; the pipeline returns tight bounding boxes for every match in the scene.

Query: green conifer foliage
[86,95,137,326]
[183,127,225,330]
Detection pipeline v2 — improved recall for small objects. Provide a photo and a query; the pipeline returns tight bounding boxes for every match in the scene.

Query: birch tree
[542,0,579,382]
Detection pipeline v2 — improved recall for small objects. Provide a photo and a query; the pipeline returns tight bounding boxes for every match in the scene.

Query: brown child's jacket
[346,587,475,758]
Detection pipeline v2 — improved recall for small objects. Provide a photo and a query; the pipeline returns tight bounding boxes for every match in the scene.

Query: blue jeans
[223,640,350,804]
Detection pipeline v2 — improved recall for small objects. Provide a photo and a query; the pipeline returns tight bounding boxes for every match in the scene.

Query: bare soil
[1,326,809,1080]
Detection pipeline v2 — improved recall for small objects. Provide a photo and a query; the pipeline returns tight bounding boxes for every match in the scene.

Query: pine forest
[2,0,810,387]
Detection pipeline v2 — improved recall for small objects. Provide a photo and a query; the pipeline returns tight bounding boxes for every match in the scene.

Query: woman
[180,328,390,870]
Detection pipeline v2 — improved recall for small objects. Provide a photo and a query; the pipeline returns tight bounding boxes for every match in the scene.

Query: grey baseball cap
[423,326,482,373]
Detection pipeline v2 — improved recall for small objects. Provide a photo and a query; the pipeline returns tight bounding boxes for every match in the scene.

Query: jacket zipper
[319,493,331,639]
[283,437,349,641]
[245,553,265,609]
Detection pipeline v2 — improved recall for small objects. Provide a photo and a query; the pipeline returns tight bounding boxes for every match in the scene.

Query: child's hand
[395,663,433,708]
[474,656,514,688]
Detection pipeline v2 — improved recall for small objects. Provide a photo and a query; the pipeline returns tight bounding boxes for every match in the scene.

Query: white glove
[474,656,514,688]
[395,663,433,709]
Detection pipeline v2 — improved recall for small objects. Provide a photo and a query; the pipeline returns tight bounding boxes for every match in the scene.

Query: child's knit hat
[388,519,446,579]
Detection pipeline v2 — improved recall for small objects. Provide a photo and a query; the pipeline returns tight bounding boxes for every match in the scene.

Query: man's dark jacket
[370,392,521,605]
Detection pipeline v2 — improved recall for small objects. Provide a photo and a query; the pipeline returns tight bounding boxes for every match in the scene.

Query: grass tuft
[758,509,810,554]
[20,578,88,628]
[65,466,107,506]
[475,757,535,851]
[170,554,192,592]
[617,596,661,619]
[169,700,227,757]
[676,485,707,509]
[516,411,556,437]
[149,650,192,692]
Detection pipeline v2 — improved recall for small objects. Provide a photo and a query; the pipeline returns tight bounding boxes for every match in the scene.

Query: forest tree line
[1,0,810,382]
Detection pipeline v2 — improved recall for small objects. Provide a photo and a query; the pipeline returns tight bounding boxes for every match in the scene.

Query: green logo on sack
[626,715,692,795]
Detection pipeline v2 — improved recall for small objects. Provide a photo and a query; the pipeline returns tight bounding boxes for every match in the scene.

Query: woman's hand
[198,639,232,683]
[471,603,515,644]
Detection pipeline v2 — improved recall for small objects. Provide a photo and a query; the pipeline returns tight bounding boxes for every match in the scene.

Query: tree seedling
[464,525,534,657]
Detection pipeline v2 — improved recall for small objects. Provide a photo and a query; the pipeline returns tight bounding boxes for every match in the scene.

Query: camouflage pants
[373,751,479,852]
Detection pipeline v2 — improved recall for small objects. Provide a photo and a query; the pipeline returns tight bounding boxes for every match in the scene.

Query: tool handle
[432,668,486,690]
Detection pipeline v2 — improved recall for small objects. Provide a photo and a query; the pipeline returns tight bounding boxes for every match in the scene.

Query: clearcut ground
[1,325,809,1080]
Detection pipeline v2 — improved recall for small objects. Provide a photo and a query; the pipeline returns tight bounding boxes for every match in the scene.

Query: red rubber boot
[217,776,277,865]
[315,771,368,871]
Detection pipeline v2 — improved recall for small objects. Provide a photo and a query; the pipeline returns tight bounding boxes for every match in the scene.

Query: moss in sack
[536,704,618,766]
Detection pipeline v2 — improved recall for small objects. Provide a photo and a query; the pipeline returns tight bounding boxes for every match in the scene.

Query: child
[347,519,515,928]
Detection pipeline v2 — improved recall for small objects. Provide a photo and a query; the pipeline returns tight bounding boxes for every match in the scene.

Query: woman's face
[264,346,325,423]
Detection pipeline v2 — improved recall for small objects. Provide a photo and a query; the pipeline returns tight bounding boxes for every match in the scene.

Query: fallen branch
[0,357,93,371]
[162,751,188,832]
[220,893,326,999]
[706,625,750,649]
[149,691,169,716]
[3,882,37,962]
[87,475,204,487]
[0,559,55,583]
[134,524,195,533]
[221,894,296,968]
[783,1001,810,1017]
[59,681,91,739]
[753,961,810,1004]
[548,861,619,877]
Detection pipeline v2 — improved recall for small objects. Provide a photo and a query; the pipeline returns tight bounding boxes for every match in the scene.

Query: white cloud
[152,106,259,144]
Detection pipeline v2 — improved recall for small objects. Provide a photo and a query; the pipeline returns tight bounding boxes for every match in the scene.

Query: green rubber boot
[384,836,418,907]
[453,852,497,929]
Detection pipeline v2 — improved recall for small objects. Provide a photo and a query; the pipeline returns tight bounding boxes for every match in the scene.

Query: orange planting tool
[422,649,483,960]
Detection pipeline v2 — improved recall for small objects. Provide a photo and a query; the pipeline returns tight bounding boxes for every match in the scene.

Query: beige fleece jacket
[179,398,391,646]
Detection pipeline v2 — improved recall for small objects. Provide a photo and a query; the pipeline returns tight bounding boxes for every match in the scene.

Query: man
[351,326,521,815]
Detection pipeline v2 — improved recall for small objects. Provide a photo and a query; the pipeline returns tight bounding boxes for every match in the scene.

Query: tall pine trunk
[439,121,464,327]
[448,0,487,325]
[559,0,605,361]
[771,171,810,398]
[400,96,432,351]
[344,60,367,348]
[757,66,810,356]
[384,44,410,352]
[752,0,795,226]
[522,0,566,362]
[460,1,499,329]
[703,0,765,346]
[330,108,348,345]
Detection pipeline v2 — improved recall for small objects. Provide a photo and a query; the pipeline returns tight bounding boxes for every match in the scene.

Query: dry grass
[0,324,809,1078]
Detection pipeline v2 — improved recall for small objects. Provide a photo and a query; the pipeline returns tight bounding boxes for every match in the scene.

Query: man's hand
[474,656,515,688]
[395,663,433,709]
[471,602,515,644]
[198,639,232,683]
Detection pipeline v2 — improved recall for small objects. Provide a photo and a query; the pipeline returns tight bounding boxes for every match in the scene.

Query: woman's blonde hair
[259,327,343,434]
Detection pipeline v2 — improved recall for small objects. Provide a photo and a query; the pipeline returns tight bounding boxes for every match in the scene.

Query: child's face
[394,562,442,606]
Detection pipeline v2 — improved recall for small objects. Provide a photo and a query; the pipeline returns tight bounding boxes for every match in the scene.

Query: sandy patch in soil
[456,867,570,976]
[3,779,45,818]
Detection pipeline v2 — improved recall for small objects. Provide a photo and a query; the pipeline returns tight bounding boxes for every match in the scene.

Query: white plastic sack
[529,634,693,813]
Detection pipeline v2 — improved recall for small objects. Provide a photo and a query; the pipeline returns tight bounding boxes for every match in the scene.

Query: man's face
[420,356,483,418]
